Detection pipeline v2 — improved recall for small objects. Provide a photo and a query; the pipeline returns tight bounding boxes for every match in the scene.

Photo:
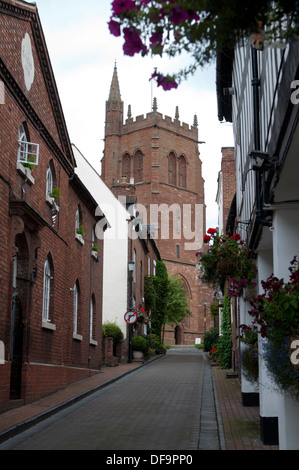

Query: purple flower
[123,27,147,56]
[108,19,121,37]
[150,69,178,91]
[112,0,136,15]
[150,31,163,47]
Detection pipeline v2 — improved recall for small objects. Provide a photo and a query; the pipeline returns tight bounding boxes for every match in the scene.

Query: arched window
[122,153,131,182]
[133,150,143,183]
[42,258,51,322]
[46,163,54,197]
[90,295,95,340]
[73,281,79,334]
[178,155,187,188]
[168,152,176,185]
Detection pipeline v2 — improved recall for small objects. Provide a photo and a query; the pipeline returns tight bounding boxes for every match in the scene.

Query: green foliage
[166,275,192,325]
[132,335,148,353]
[144,261,191,340]
[217,294,232,369]
[102,323,124,342]
[203,327,219,352]
[50,187,60,204]
[196,230,257,297]
[22,156,35,172]
[248,257,299,396]
[76,225,85,236]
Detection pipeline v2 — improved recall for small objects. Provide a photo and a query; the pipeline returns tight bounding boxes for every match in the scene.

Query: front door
[10,255,23,400]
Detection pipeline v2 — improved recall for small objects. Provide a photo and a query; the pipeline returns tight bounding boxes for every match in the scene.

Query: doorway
[10,254,24,400]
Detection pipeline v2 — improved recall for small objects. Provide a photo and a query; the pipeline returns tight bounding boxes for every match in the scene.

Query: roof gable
[0,0,75,171]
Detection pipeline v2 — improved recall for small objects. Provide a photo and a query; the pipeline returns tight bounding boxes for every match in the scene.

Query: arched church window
[122,153,131,182]
[133,150,143,183]
[178,155,187,188]
[168,152,176,185]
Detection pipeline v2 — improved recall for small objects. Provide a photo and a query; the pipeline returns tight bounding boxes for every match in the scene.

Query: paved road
[0,348,222,451]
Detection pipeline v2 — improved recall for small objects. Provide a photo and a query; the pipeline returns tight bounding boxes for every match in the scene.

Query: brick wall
[0,2,103,411]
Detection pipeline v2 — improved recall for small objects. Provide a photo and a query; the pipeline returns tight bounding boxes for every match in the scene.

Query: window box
[42,321,56,331]
[46,193,60,212]
[75,233,84,245]
[91,250,99,260]
[16,161,35,185]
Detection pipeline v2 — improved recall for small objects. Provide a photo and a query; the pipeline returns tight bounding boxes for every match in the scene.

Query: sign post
[124,311,138,363]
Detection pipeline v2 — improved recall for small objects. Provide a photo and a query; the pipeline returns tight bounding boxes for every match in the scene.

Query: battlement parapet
[123,111,198,140]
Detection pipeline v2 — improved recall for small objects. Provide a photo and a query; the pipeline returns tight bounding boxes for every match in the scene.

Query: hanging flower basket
[196,229,257,297]
[216,258,237,276]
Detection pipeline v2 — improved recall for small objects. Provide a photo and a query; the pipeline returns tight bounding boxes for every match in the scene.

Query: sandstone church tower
[101,65,213,345]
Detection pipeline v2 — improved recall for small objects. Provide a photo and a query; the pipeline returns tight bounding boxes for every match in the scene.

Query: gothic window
[73,281,80,334]
[178,155,187,188]
[133,150,143,183]
[90,295,95,340]
[168,152,176,185]
[42,258,51,322]
[46,164,53,196]
[122,153,131,182]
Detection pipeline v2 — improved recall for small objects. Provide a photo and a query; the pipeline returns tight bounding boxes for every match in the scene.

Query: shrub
[102,323,124,342]
[203,327,219,353]
[132,335,148,353]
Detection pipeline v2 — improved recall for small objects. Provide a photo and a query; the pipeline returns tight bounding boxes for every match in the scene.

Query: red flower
[203,235,211,243]
[232,233,241,241]
[207,228,217,235]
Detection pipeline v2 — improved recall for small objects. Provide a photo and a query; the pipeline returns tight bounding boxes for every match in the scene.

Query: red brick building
[0,0,103,411]
[102,66,213,345]
[216,147,236,234]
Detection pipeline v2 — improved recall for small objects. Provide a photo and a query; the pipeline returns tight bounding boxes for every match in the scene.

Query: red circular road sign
[124,311,138,324]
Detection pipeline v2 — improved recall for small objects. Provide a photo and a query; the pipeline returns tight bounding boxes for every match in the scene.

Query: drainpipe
[251,47,272,227]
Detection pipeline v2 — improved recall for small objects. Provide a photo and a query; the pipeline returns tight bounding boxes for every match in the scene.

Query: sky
[35,0,234,230]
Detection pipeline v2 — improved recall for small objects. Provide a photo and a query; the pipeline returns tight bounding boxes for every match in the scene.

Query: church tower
[101,65,213,345]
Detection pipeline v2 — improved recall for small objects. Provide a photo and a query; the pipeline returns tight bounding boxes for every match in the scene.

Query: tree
[165,275,191,327]
[144,260,168,339]
[144,262,191,341]
[108,0,299,89]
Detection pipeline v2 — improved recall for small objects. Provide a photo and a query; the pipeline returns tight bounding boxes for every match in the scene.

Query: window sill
[90,339,98,346]
[16,161,35,185]
[75,233,85,245]
[91,251,99,260]
[46,194,60,212]
[73,333,83,341]
[42,321,56,331]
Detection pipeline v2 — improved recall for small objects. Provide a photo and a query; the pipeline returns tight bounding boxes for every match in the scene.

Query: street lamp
[204,299,207,335]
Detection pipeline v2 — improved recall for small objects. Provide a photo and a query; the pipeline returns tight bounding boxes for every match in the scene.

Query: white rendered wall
[273,209,299,450]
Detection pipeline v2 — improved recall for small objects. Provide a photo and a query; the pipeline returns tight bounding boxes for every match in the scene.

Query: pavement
[0,347,279,451]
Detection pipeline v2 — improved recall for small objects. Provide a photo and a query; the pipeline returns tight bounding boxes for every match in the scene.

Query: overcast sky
[35,0,234,229]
